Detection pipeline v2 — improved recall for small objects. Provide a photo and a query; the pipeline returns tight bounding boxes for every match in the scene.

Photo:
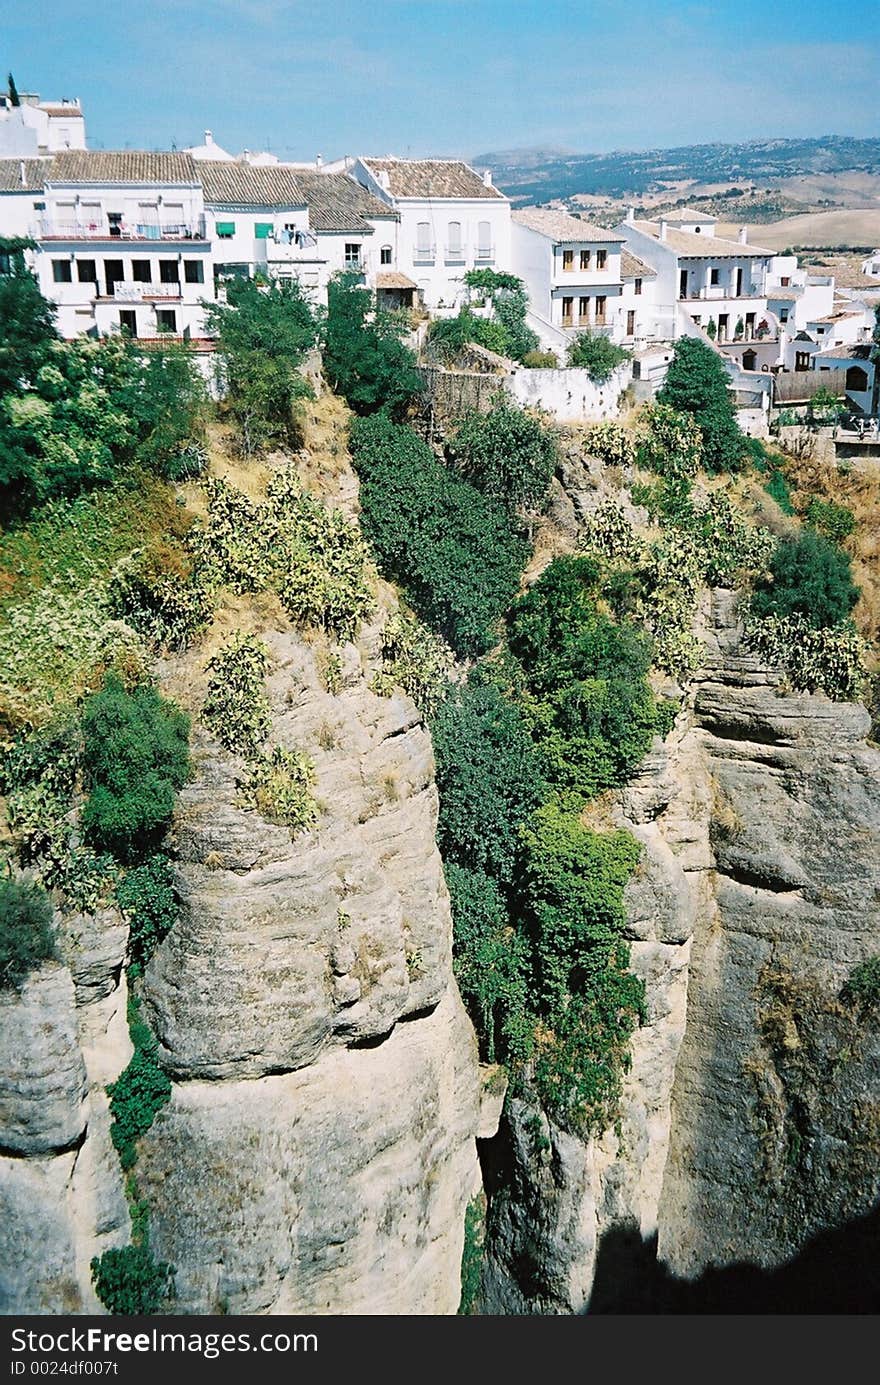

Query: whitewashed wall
[506,361,632,421]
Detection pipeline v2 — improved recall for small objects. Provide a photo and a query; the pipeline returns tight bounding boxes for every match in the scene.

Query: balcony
[445,244,466,264]
[413,245,436,265]
[474,245,494,262]
[561,319,614,338]
[110,280,182,302]
[681,284,763,302]
[35,218,207,242]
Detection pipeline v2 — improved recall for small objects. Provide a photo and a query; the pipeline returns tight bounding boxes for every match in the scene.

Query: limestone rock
[0,964,87,1156]
[57,905,128,1006]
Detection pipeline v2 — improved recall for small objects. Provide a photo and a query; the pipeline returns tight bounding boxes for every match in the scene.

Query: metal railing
[112,280,181,301]
[35,218,206,241]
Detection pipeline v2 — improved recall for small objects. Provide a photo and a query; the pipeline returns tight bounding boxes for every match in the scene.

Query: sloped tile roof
[513,206,620,243]
[362,157,505,200]
[633,219,773,258]
[621,248,657,278]
[47,150,198,185]
[39,105,84,118]
[198,160,305,206]
[0,157,47,192]
[376,270,417,289]
[296,172,396,231]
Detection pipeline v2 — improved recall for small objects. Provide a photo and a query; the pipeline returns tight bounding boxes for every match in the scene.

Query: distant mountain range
[473,136,880,204]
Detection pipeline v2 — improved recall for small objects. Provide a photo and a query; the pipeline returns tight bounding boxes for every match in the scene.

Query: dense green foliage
[462,268,539,362]
[657,336,746,472]
[449,400,557,511]
[763,466,795,514]
[427,310,511,362]
[90,1242,174,1316]
[804,496,855,543]
[204,277,317,455]
[371,610,454,716]
[637,403,702,481]
[117,855,178,973]
[108,996,172,1171]
[349,413,527,657]
[81,676,191,862]
[458,1195,486,1315]
[507,556,657,799]
[324,272,423,417]
[581,421,636,468]
[0,269,209,515]
[750,530,860,630]
[566,331,631,381]
[202,632,272,758]
[0,875,55,990]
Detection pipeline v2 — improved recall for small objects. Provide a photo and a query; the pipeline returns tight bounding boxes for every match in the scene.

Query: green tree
[324,272,423,417]
[0,875,55,991]
[427,309,512,362]
[132,344,209,478]
[349,413,527,656]
[507,556,657,799]
[657,336,746,472]
[433,679,544,884]
[449,398,557,511]
[81,675,191,863]
[462,268,539,362]
[445,863,531,1063]
[90,1243,173,1316]
[566,331,631,382]
[7,74,20,107]
[117,855,178,973]
[0,252,58,395]
[204,276,318,455]
[750,530,860,630]
[637,402,703,482]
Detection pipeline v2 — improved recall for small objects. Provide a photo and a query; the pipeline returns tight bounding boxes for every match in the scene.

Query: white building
[618,207,776,348]
[197,160,399,308]
[0,158,47,239]
[0,91,85,156]
[510,206,661,349]
[30,151,212,341]
[351,157,510,310]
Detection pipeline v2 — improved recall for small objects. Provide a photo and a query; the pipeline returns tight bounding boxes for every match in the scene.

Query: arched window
[476,220,492,259]
[380,244,392,265]
[447,220,462,256]
[415,222,432,257]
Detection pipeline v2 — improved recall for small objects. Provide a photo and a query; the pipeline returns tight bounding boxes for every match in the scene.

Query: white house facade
[511,206,629,349]
[30,151,213,341]
[351,157,510,310]
[0,91,85,157]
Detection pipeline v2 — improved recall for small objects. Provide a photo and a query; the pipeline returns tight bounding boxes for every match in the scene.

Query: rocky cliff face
[482,590,880,1312]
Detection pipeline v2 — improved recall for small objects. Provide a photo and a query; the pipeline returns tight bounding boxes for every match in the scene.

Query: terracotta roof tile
[362,158,504,200]
[295,172,396,231]
[47,150,198,185]
[0,157,47,192]
[633,220,773,258]
[198,160,304,206]
[513,206,620,243]
[621,248,657,278]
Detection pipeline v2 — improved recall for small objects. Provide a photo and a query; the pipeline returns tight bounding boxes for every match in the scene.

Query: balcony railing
[36,218,207,241]
[112,280,182,301]
[474,245,494,261]
[413,246,436,264]
[562,320,613,337]
[681,284,763,301]
[445,244,466,262]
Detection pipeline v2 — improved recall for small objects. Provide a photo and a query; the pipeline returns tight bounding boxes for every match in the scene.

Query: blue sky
[4,2,875,160]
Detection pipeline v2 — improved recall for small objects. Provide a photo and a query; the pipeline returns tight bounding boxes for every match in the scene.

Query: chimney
[379,170,390,191]
[483,169,493,187]
[739,226,748,244]
[625,205,635,224]
[659,219,668,242]
[316,153,323,170]
[19,159,26,187]
[204,130,214,147]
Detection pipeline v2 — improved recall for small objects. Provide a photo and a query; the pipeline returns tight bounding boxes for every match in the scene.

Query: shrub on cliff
[91,1242,173,1316]
[324,272,422,418]
[81,675,190,863]
[750,530,859,630]
[566,331,630,382]
[349,413,527,657]
[657,336,746,473]
[449,399,557,512]
[0,875,56,991]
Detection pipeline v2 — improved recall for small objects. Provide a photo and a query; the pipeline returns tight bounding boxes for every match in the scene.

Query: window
[380,245,392,265]
[634,277,642,296]
[52,259,72,283]
[627,309,636,336]
[79,201,101,232]
[156,308,177,333]
[163,204,185,235]
[781,276,791,287]
[184,260,204,283]
[595,295,607,324]
[344,243,362,268]
[745,312,755,335]
[710,267,720,286]
[561,296,573,326]
[160,260,180,283]
[795,351,811,371]
[596,249,607,270]
[254,223,273,240]
[105,260,124,295]
[415,222,432,258]
[742,350,758,371]
[476,221,492,257]
[779,307,790,324]
[580,249,591,271]
[562,249,574,271]
[118,309,137,337]
[132,260,152,283]
[579,296,590,322]
[77,259,97,283]
[216,221,236,239]
[446,221,463,257]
